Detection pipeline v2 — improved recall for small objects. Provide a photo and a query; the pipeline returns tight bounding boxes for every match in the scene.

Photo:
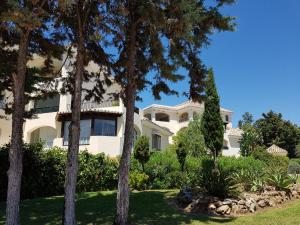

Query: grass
[0,190,300,225]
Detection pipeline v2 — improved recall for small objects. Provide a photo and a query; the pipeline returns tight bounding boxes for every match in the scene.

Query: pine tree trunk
[114,11,137,223]
[6,32,29,225]
[63,34,84,225]
[114,86,136,225]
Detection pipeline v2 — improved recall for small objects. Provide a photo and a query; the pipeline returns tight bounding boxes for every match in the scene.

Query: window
[94,118,116,136]
[152,133,161,150]
[34,94,60,113]
[225,115,229,122]
[155,113,169,122]
[144,113,151,120]
[179,112,189,122]
[63,120,91,145]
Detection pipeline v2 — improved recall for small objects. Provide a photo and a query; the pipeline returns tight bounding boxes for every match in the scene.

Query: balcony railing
[43,141,53,149]
[66,100,119,111]
[33,106,59,114]
[63,137,90,146]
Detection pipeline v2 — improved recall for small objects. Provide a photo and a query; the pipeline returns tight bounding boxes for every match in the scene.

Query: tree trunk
[114,11,137,224]
[6,32,30,225]
[63,34,84,225]
[114,86,136,225]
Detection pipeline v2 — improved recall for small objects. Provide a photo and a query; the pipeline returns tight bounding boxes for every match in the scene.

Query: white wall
[0,113,12,146]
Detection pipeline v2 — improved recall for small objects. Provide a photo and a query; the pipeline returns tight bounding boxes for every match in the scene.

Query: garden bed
[176,184,300,216]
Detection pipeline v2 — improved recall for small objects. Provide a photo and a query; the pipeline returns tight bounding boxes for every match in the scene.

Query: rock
[216,205,230,215]
[263,191,280,196]
[225,207,231,215]
[238,199,246,205]
[215,201,223,207]
[249,203,256,213]
[257,200,267,208]
[245,199,252,208]
[275,196,283,204]
[208,203,216,211]
[231,204,239,214]
[292,184,300,193]
[222,199,233,205]
[268,199,276,207]
[177,188,193,204]
[292,190,299,198]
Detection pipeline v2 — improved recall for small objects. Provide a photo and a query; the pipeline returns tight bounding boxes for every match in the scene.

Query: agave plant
[288,174,299,184]
[250,179,265,193]
[232,169,265,191]
[268,172,294,190]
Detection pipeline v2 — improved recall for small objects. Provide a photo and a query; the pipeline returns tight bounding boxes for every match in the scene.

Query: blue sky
[137,0,300,127]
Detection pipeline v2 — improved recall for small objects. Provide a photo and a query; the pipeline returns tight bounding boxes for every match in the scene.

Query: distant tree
[186,114,206,157]
[255,111,300,158]
[238,112,254,128]
[240,124,263,156]
[176,142,187,172]
[201,69,224,165]
[0,1,64,224]
[133,136,150,172]
[173,115,206,157]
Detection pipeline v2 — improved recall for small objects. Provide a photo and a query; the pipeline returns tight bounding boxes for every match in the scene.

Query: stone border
[176,184,300,216]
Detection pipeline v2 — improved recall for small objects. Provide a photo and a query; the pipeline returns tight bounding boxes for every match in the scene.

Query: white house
[0,62,242,157]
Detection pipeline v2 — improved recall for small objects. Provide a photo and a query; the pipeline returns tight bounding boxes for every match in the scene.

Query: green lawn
[1,190,300,225]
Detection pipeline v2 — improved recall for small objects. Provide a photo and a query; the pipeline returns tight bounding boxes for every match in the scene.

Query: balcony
[63,137,90,146]
[66,100,119,111]
[33,106,59,114]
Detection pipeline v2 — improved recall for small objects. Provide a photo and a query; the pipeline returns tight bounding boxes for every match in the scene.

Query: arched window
[144,113,151,120]
[179,112,189,122]
[155,113,170,122]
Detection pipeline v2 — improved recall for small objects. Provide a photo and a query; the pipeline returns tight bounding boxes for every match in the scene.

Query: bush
[134,136,150,172]
[129,171,149,190]
[175,142,187,172]
[267,172,294,190]
[251,146,289,173]
[77,151,119,192]
[288,160,300,174]
[0,144,119,200]
[200,159,239,198]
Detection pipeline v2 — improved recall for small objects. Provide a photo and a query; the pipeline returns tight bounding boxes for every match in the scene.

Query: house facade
[0,63,242,157]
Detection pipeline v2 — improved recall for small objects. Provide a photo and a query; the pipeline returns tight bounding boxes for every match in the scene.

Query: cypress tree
[201,69,224,164]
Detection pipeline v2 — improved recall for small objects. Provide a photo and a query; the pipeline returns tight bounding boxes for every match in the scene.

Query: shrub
[267,172,294,190]
[134,136,150,172]
[0,144,119,200]
[250,179,265,193]
[200,159,238,198]
[218,156,265,174]
[232,168,265,192]
[251,146,289,173]
[129,171,149,190]
[175,142,187,172]
[288,160,300,174]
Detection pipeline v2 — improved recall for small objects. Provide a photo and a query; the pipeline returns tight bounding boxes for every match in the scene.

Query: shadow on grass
[0,190,236,225]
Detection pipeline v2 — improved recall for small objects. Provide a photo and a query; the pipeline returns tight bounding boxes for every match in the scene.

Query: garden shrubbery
[0,140,295,200]
[0,143,119,200]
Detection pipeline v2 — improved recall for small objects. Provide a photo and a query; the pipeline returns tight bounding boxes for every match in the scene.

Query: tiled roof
[141,118,173,135]
[143,100,232,113]
[56,108,122,121]
[267,144,288,156]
